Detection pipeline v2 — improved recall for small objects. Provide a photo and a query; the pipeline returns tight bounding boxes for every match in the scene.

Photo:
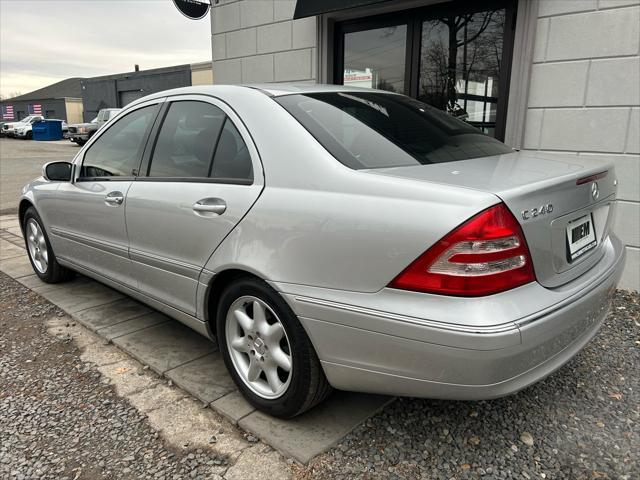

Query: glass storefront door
[420,10,506,136]
[335,1,516,140]
[343,25,407,93]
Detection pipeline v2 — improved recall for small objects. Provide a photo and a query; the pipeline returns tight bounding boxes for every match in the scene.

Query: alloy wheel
[26,218,48,274]
[225,296,292,399]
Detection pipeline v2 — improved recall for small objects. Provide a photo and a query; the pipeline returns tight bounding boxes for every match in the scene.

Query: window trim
[333,0,518,141]
[138,95,257,186]
[134,176,253,185]
[75,100,164,183]
[207,117,228,178]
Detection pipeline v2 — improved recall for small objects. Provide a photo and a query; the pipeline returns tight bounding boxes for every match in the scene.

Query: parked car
[15,118,68,139]
[19,84,625,418]
[68,108,121,146]
[2,115,44,137]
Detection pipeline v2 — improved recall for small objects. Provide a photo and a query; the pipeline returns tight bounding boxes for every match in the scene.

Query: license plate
[566,214,596,261]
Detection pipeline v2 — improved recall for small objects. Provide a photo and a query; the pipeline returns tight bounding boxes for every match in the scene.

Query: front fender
[19,178,60,235]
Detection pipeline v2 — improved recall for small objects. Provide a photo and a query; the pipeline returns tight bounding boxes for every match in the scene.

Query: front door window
[79,104,158,179]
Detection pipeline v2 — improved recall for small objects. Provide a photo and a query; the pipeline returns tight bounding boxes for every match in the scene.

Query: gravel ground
[298,290,640,480]
[2,265,638,480]
[0,272,240,480]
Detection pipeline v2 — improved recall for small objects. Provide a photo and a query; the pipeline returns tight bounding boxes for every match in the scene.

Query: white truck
[14,118,68,140]
[1,115,44,138]
[68,108,121,146]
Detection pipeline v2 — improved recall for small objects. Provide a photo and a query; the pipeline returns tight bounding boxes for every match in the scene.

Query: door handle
[193,198,226,216]
[105,191,124,206]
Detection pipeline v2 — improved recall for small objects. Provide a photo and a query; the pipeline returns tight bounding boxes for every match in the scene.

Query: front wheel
[216,277,331,418]
[23,207,74,283]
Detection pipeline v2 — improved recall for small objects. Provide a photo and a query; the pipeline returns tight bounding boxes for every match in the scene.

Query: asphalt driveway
[0,137,77,214]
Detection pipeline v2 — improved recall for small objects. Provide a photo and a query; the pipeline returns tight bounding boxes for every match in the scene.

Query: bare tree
[440,12,494,113]
[420,11,501,118]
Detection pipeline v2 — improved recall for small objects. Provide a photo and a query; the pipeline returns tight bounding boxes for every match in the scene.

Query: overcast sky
[0,0,212,98]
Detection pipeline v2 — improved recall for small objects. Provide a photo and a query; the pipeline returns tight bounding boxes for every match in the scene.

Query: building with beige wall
[191,61,214,85]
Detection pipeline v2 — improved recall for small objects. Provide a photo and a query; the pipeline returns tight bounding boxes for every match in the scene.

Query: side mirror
[43,161,72,182]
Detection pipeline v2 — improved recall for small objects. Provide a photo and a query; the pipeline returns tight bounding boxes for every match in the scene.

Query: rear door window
[210,119,253,181]
[276,92,513,170]
[148,101,226,178]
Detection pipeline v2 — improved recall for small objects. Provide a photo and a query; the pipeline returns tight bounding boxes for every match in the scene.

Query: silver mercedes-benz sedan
[19,84,625,418]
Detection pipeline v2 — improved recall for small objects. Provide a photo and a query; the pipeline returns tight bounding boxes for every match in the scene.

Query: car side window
[79,105,158,179]
[148,101,226,178]
[210,118,253,181]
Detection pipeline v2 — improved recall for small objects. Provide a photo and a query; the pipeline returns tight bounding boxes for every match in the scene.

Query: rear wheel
[216,277,331,418]
[23,207,74,283]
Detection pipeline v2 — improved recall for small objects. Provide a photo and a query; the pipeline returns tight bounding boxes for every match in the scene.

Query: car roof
[242,83,400,97]
[130,83,399,104]
[125,83,402,112]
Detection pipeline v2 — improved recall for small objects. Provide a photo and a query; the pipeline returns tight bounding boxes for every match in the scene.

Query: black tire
[75,139,86,146]
[26,131,32,140]
[22,207,74,283]
[216,276,332,418]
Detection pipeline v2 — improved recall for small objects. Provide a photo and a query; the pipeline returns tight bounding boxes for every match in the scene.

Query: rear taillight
[389,203,536,296]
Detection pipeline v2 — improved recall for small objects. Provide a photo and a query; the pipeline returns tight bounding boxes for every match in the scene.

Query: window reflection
[149,101,226,178]
[419,10,505,136]
[343,25,407,93]
[80,105,157,178]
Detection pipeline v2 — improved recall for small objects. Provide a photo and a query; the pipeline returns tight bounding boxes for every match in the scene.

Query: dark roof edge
[82,64,192,82]
[3,77,85,102]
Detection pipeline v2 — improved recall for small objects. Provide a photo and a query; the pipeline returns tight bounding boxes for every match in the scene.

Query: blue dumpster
[33,120,63,141]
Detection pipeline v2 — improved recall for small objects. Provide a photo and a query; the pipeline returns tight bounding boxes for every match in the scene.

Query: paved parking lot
[1,138,638,479]
[0,137,77,214]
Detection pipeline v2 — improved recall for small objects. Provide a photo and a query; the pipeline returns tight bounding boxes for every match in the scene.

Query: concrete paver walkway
[0,213,392,464]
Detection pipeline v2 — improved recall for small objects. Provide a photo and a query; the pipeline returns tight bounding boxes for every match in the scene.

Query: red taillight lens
[388,203,536,296]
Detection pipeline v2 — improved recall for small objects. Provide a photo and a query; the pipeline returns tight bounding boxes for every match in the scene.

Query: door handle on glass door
[105,191,124,206]
[193,198,226,216]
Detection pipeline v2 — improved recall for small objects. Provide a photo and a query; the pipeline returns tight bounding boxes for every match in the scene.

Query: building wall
[64,98,84,124]
[211,0,317,84]
[191,62,214,85]
[523,0,640,290]
[81,65,193,122]
[0,98,68,121]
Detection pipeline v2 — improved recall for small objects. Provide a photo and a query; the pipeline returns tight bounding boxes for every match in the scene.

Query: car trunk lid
[365,150,618,288]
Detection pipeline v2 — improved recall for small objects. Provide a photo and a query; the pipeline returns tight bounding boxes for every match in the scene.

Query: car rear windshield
[275,92,513,170]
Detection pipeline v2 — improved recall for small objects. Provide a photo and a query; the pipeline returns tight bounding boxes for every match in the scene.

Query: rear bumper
[283,235,625,399]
